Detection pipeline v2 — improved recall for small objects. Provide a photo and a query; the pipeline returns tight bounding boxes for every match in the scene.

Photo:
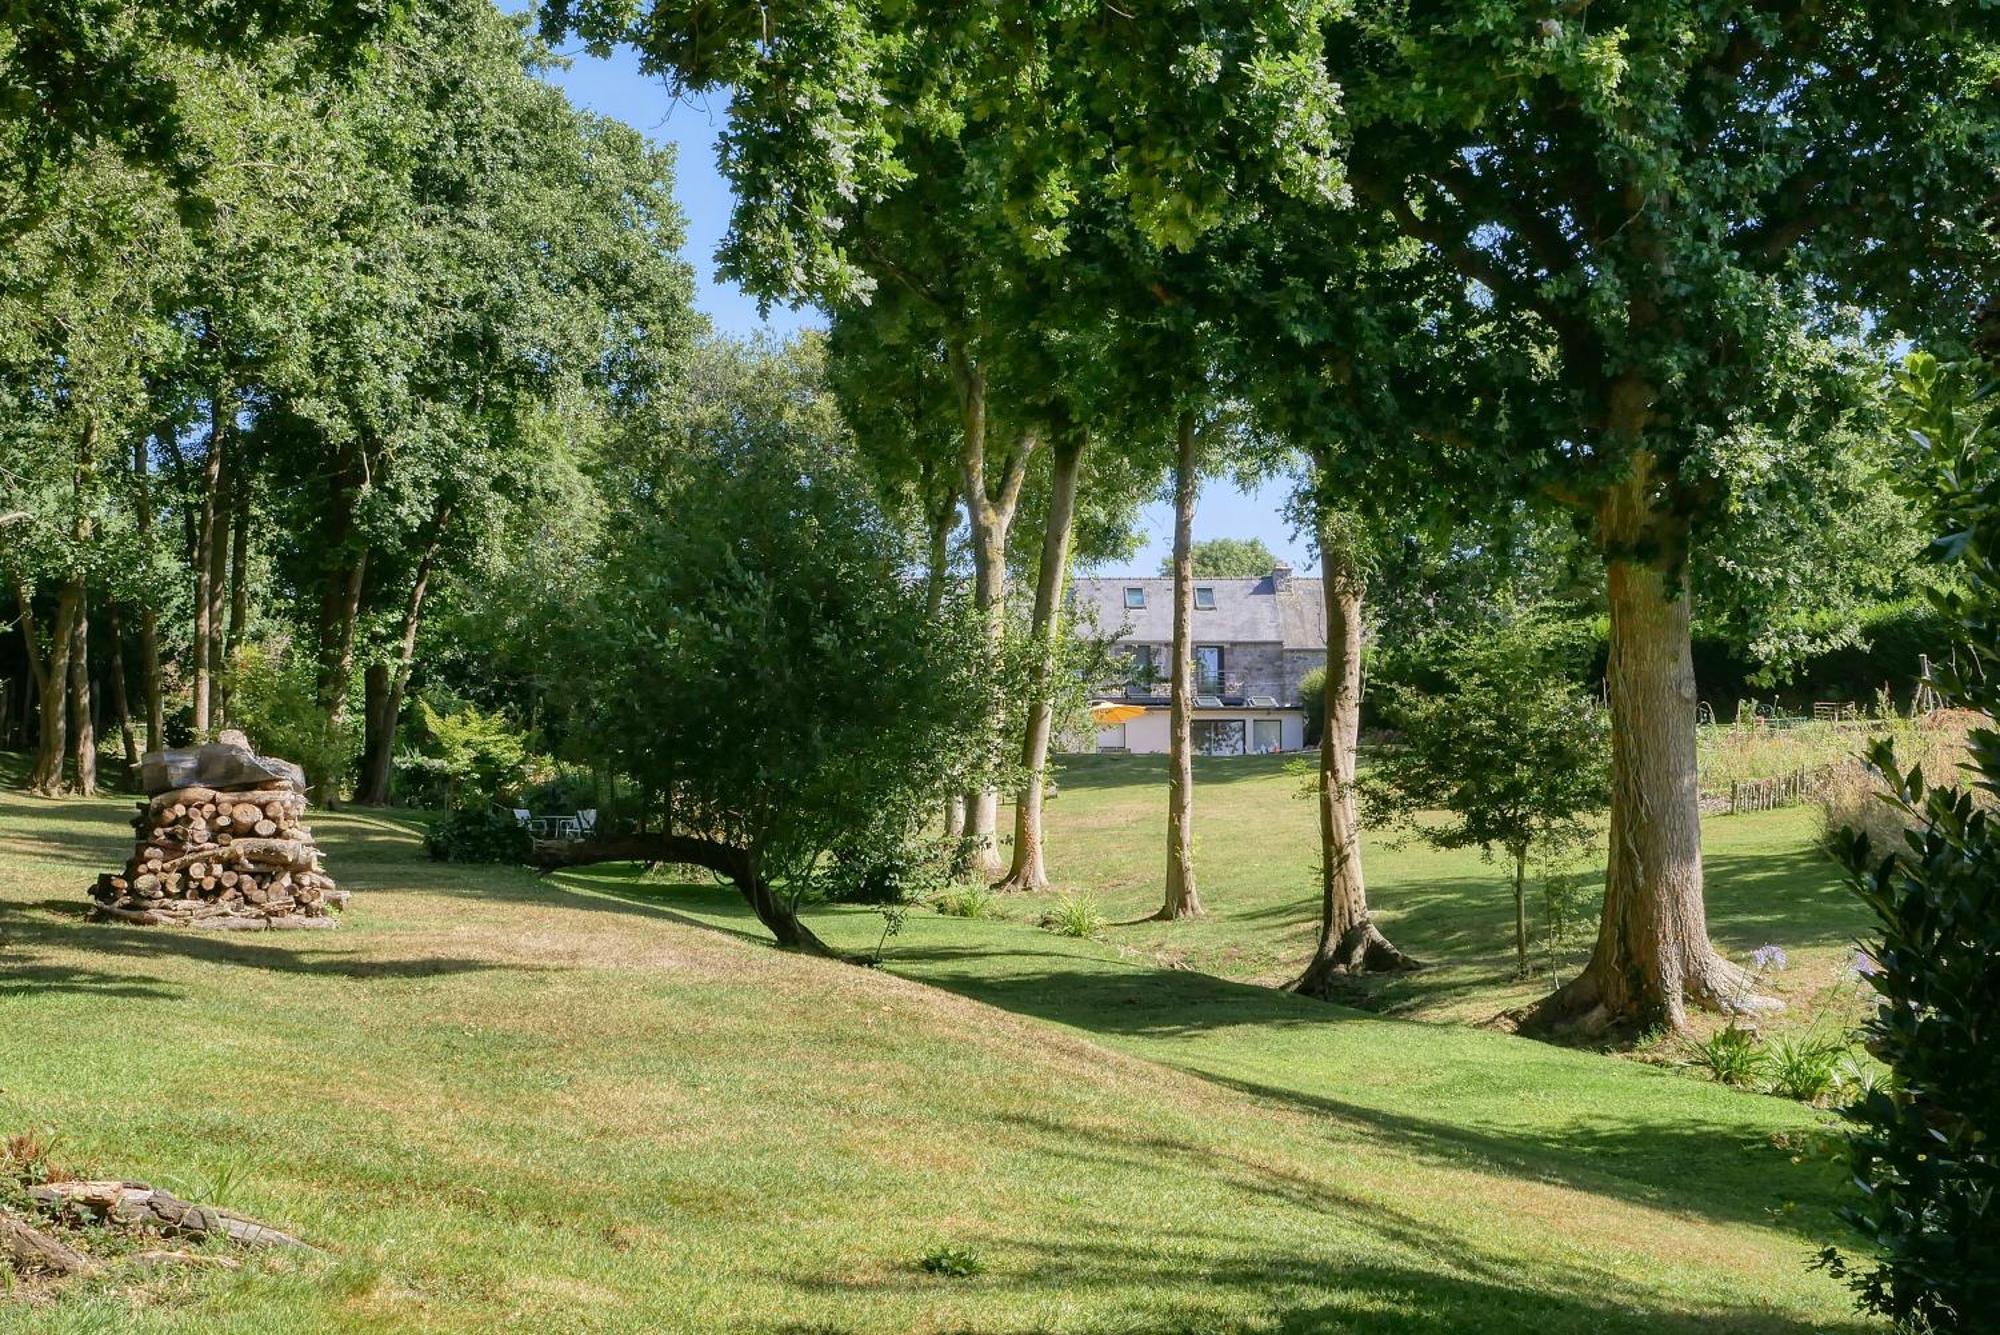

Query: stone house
[1067,562,1323,755]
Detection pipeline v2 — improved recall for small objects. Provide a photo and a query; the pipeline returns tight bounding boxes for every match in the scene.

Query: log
[29,1181,312,1250]
[253,819,277,837]
[2,1210,95,1277]
[148,785,220,813]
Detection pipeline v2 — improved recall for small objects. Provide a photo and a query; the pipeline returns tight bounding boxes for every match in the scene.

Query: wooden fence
[1724,766,1830,815]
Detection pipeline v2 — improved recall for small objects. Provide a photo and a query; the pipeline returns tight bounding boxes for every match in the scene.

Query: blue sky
[519,10,1315,575]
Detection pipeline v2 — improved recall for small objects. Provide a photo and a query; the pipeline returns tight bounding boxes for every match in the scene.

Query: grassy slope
[996,753,1873,1037]
[1,773,1871,1331]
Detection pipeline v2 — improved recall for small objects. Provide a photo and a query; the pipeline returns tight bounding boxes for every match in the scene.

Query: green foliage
[422,805,531,865]
[1689,1024,1766,1089]
[577,338,993,905]
[917,1243,985,1279]
[224,641,357,798]
[1765,1030,1848,1106]
[1817,356,2000,1331]
[1159,537,1279,579]
[817,821,956,906]
[1039,892,1106,940]
[1359,610,1610,968]
[402,698,529,807]
[930,882,1003,921]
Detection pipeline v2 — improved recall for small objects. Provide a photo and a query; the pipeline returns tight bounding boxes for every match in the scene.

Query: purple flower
[1852,951,1879,978]
[1751,944,1789,971]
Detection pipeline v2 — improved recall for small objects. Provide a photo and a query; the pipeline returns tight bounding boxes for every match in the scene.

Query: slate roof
[1070,574,1326,649]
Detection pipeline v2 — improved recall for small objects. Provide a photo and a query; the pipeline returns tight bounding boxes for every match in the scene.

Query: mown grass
[2,763,1876,1331]
[998,752,1875,1041]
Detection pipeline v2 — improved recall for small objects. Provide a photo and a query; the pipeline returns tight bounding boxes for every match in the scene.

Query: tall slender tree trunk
[998,432,1085,892]
[1533,458,1774,1033]
[219,475,249,724]
[191,392,228,736]
[108,605,138,770]
[356,502,450,805]
[946,340,1035,883]
[19,577,73,794]
[133,437,164,752]
[1512,845,1530,978]
[1158,412,1205,920]
[67,594,96,795]
[1292,510,1414,994]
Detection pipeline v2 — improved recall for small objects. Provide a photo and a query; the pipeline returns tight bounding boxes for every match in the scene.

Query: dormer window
[1194,586,1216,609]
[1124,586,1146,609]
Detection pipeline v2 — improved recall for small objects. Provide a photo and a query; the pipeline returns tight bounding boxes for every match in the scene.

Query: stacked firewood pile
[88,731,347,930]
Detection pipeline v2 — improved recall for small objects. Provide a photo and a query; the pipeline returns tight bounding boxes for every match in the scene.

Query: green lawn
[1,764,1877,1331]
[1005,752,1872,1038]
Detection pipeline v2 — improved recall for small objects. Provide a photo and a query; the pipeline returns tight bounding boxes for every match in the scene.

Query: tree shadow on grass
[774,1114,1862,1333]
[0,902,538,983]
[884,946,1849,1244]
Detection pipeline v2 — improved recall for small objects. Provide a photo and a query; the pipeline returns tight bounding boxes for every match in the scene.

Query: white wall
[1079,708,1304,756]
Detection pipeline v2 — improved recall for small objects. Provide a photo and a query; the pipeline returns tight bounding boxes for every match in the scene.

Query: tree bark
[23,577,75,794]
[1529,458,1775,1034]
[1158,411,1205,920]
[356,503,449,805]
[219,470,250,724]
[947,340,1035,882]
[134,436,164,751]
[67,590,96,796]
[1292,515,1414,994]
[108,604,139,770]
[191,393,228,737]
[1512,845,1530,978]
[529,833,835,956]
[998,431,1084,892]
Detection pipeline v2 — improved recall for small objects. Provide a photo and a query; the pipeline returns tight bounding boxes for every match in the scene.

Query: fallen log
[30,1181,312,1250]
[2,1210,95,1277]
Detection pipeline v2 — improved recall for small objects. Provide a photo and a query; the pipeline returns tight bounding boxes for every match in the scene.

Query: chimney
[1271,560,1293,592]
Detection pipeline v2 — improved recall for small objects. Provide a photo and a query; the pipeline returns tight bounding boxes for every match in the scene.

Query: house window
[1252,719,1282,753]
[1124,586,1146,609]
[1192,720,1246,756]
[1194,586,1216,609]
[1194,645,1224,693]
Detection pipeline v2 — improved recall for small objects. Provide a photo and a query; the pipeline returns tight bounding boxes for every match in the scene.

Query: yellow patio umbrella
[1089,701,1148,725]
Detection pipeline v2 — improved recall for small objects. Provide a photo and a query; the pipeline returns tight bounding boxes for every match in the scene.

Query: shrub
[818,822,954,905]
[399,699,531,806]
[1689,1023,1765,1087]
[1038,892,1105,939]
[918,1244,985,1278]
[1815,354,2000,1330]
[1765,1030,1847,1105]
[423,806,531,864]
[224,641,360,797]
[931,882,1002,921]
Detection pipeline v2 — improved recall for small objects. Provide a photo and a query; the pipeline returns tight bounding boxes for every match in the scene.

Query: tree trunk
[1531,461,1774,1034]
[220,472,250,723]
[947,340,1035,883]
[356,503,449,805]
[67,590,96,796]
[25,579,75,794]
[530,834,835,956]
[1512,845,1530,978]
[134,437,164,752]
[1158,411,1205,920]
[998,432,1084,892]
[1292,516,1414,994]
[191,396,227,737]
[108,604,139,770]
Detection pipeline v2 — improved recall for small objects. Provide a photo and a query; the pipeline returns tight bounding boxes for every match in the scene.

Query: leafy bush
[918,1243,985,1278]
[1765,1030,1847,1105]
[422,805,531,864]
[818,821,954,905]
[1039,892,1105,939]
[400,698,530,806]
[1689,1023,1765,1087]
[224,641,359,798]
[1815,354,2000,1330]
[931,882,1002,921]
